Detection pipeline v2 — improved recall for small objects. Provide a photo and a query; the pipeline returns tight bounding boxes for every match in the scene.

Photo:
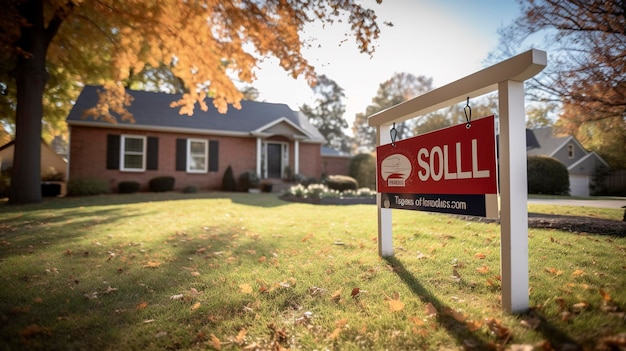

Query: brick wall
[69,126,323,192]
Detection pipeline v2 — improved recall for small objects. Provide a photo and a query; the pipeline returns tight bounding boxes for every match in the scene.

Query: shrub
[67,177,109,196]
[349,153,376,190]
[222,166,237,192]
[238,171,259,192]
[182,185,198,193]
[325,175,358,192]
[527,156,570,195]
[118,181,140,194]
[149,176,175,192]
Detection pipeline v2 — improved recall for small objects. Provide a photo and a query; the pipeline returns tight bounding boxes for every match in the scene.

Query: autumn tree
[0,0,382,204]
[494,0,626,168]
[352,73,432,151]
[300,75,351,153]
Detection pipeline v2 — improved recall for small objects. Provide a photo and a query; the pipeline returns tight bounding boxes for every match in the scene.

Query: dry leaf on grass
[424,302,437,317]
[210,334,221,350]
[388,299,405,312]
[143,261,161,268]
[476,265,490,274]
[239,284,253,294]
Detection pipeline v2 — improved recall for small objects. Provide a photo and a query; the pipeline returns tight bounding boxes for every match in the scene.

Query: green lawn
[0,193,624,350]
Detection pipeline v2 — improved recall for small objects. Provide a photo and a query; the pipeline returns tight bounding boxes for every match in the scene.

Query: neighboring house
[0,139,68,180]
[66,86,326,192]
[527,127,610,197]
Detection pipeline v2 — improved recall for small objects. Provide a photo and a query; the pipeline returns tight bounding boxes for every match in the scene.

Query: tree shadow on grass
[384,256,495,349]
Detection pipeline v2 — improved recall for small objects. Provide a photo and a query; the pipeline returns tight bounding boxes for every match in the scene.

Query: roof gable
[66,86,324,142]
[527,127,572,156]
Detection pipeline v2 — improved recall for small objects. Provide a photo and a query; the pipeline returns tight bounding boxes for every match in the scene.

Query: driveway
[528,198,626,209]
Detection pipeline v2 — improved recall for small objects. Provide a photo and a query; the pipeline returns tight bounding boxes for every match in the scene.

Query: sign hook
[390,123,398,147]
[464,97,472,129]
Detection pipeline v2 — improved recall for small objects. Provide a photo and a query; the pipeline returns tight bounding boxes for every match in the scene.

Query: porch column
[294,140,300,175]
[256,137,262,176]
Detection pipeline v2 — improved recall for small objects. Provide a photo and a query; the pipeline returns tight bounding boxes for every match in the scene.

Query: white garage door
[569,175,589,197]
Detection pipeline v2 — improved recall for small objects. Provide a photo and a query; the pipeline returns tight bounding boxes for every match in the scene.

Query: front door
[267,143,282,178]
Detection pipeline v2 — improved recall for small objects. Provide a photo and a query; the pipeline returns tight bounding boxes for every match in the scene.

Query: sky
[250,0,522,130]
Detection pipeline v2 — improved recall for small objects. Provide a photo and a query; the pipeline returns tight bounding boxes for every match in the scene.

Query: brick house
[66,86,326,192]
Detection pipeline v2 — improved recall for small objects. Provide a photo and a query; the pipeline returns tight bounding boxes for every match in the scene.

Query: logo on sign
[380,154,411,187]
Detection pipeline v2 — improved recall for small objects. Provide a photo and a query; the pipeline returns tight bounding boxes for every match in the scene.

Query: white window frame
[120,135,146,172]
[187,138,208,173]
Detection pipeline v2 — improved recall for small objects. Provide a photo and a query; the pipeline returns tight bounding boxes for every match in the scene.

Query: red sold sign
[377,115,497,195]
[376,116,498,218]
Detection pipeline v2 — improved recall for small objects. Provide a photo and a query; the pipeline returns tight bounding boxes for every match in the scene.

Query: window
[187,138,208,173]
[121,135,146,171]
[567,144,574,158]
[176,138,218,173]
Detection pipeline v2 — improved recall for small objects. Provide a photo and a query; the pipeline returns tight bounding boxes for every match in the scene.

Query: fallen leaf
[465,319,482,331]
[335,318,348,327]
[545,267,563,276]
[571,269,585,277]
[599,288,612,302]
[424,302,437,317]
[572,301,589,311]
[474,253,486,259]
[191,302,201,311]
[328,327,342,340]
[19,324,51,341]
[136,301,148,310]
[258,256,266,263]
[561,311,573,322]
[476,265,490,274]
[409,316,425,326]
[448,308,466,322]
[235,328,247,343]
[210,334,221,350]
[331,289,342,301]
[105,286,118,294]
[351,287,360,298]
[388,299,405,312]
[239,284,253,294]
[485,318,511,339]
[143,261,161,268]
[155,331,167,338]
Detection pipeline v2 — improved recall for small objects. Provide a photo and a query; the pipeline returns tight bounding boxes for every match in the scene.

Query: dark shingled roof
[66,86,324,141]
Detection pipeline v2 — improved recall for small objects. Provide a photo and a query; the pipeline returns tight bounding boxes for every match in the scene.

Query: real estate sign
[376,115,499,218]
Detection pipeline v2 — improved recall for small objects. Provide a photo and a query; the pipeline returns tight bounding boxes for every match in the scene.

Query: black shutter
[209,140,219,172]
[176,138,187,171]
[147,137,158,170]
[106,134,120,170]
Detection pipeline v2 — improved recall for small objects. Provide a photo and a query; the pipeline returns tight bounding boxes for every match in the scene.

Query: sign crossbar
[368,49,547,314]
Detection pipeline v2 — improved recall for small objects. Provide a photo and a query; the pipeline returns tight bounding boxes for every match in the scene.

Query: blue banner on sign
[381,193,489,217]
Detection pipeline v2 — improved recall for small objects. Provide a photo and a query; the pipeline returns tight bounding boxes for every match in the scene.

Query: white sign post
[368,49,547,313]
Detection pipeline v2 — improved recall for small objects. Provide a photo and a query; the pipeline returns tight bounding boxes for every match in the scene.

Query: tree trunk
[9,0,47,204]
